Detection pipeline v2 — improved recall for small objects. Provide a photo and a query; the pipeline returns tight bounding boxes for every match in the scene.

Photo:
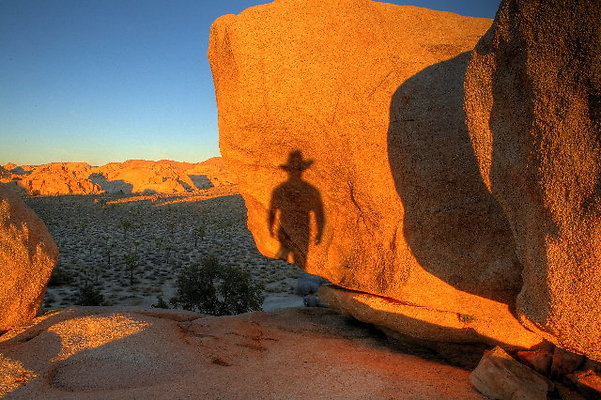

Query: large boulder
[0,186,58,332]
[464,0,601,361]
[209,0,540,347]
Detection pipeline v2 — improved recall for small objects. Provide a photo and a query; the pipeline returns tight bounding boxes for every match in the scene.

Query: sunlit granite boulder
[209,0,541,349]
[465,0,601,361]
[0,186,58,332]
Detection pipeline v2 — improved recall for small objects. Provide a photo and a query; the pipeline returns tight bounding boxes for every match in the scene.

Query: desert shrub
[170,256,264,316]
[151,294,170,309]
[123,252,139,285]
[193,226,205,247]
[76,282,105,306]
[120,219,133,240]
[48,267,74,286]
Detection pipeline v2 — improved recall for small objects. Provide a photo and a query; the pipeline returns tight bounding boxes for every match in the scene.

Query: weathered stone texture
[465,0,601,360]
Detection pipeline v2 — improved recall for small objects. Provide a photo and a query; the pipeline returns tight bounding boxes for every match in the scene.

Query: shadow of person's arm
[268,191,280,238]
[312,192,325,245]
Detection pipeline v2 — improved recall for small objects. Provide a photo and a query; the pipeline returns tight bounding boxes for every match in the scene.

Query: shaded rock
[209,0,537,349]
[567,370,601,400]
[464,0,601,361]
[516,342,554,376]
[295,273,323,296]
[302,294,324,307]
[555,383,588,400]
[470,346,549,399]
[551,347,586,379]
[0,307,486,399]
[0,186,58,331]
[516,348,553,376]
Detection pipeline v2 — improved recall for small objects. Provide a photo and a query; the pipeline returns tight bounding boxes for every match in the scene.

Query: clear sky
[0,0,500,165]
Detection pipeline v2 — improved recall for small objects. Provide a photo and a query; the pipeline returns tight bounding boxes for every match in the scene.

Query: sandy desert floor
[24,187,306,313]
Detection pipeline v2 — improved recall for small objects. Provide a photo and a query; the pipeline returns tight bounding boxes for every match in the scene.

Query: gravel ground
[24,190,305,312]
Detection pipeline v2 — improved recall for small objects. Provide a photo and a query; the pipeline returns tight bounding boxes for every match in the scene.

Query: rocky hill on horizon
[0,157,237,196]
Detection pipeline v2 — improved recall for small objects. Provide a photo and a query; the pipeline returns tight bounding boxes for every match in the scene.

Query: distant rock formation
[20,162,101,196]
[209,0,541,349]
[0,307,484,399]
[0,186,58,332]
[465,0,601,361]
[0,157,236,196]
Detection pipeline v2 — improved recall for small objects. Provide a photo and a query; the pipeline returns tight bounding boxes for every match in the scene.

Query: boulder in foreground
[0,186,58,332]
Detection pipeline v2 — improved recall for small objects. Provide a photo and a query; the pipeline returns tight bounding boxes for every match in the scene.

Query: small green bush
[48,267,73,286]
[151,294,170,309]
[76,282,105,306]
[170,256,264,316]
[123,253,139,286]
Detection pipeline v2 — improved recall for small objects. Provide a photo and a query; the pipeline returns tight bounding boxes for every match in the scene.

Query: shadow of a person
[268,150,325,267]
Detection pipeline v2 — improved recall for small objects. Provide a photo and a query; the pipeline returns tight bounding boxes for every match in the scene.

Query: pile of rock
[472,345,601,399]
[0,158,237,196]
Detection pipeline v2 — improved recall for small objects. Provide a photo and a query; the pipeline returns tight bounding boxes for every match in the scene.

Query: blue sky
[0,0,500,165]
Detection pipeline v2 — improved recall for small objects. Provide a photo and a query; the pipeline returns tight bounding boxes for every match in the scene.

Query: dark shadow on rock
[188,174,214,190]
[483,9,556,323]
[268,150,325,267]
[9,167,30,175]
[387,52,521,303]
[176,179,193,192]
[88,173,133,194]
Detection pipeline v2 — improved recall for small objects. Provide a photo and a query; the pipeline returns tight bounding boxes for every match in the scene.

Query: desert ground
[23,186,306,313]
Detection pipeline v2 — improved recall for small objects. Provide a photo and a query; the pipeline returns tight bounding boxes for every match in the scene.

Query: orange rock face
[0,186,58,332]
[20,162,101,196]
[465,0,601,361]
[0,158,236,196]
[209,0,539,347]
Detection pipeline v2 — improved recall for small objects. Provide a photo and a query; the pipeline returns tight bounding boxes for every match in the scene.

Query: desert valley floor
[23,187,305,313]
